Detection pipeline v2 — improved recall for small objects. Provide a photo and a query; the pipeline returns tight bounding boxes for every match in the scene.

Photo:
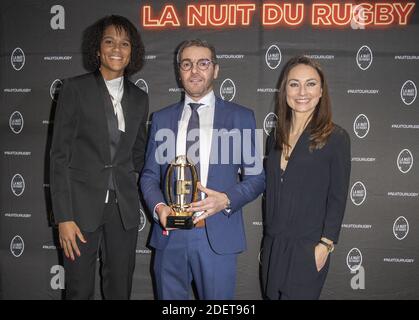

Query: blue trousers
[154,227,237,300]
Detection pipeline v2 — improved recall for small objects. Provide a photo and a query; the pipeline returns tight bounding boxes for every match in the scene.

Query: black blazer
[264,125,351,243]
[50,71,149,231]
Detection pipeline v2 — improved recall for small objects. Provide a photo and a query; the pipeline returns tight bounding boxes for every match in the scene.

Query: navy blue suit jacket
[140,97,265,254]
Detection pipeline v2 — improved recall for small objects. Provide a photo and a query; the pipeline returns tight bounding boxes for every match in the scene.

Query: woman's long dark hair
[83,15,145,76]
[275,55,334,151]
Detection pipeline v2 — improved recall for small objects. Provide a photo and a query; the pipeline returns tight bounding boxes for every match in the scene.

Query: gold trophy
[165,155,204,229]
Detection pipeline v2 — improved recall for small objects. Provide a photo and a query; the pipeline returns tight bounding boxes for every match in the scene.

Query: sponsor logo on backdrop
[50,79,63,101]
[388,191,418,197]
[395,55,419,60]
[4,212,32,218]
[136,248,152,254]
[257,88,279,93]
[141,3,416,28]
[9,111,24,134]
[393,216,409,240]
[391,123,419,129]
[342,224,372,229]
[353,114,369,139]
[397,149,413,173]
[400,80,417,106]
[383,257,415,263]
[350,181,366,206]
[10,235,24,257]
[305,54,335,60]
[4,88,31,93]
[138,209,147,232]
[351,157,376,162]
[263,112,278,136]
[42,245,57,250]
[265,45,281,69]
[356,45,373,70]
[217,54,245,59]
[347,248,362,272]
[347,89,379,94]
[11,174,25,197]
[44,56,72,61]
[169,87,184,93]
[135,78,149,93]
[220,78,236,101]
[144,55,157,60]
[11,47,25,71]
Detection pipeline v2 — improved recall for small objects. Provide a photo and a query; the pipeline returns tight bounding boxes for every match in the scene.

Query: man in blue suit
[140,39,265,300]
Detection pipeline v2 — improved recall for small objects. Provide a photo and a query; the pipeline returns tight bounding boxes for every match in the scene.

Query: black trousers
[63,191,138,300]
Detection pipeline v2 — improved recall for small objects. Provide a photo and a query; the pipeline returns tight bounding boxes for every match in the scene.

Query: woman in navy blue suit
[261,56,351,300]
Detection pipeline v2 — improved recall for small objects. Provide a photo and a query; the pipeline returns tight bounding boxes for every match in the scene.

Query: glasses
[179,59,215,71]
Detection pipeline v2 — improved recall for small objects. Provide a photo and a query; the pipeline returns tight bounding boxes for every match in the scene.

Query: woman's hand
[314,243,329,272]
[59,221,86,261]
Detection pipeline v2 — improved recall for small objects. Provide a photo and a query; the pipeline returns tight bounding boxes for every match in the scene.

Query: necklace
[284,120,308,162]
[284,146,292,161]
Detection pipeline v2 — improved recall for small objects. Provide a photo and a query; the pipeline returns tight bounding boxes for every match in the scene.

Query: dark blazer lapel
[93,70,113,163]
[173,101,184,157]
[120,77,130,130]
[282,129,310,179]
[212,97,224,130]
[116,77,130,152]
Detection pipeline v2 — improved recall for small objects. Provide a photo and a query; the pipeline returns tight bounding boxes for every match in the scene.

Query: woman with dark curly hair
[50,15,148,299]
[261,55,351,300]
[83,15,145,76]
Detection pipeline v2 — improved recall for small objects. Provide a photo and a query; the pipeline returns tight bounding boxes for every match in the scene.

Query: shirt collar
[104,76,124,92]
[184,91,215,111]
[105,75,123,84]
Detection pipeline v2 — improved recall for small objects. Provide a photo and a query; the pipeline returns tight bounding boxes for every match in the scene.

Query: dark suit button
[104,164,113,169]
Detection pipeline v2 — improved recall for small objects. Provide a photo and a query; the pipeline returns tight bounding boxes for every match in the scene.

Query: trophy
[165,155,204,229]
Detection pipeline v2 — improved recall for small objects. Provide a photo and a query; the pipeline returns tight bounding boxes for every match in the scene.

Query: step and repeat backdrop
[1,0,418,299]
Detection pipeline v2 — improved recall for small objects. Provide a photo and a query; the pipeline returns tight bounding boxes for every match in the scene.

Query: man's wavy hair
[83,15,145,76]
[176,39,218,65]
[275,55,334,151]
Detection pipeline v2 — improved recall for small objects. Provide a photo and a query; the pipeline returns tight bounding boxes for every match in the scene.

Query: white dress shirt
[104,76,125,203]
[104,76,125,132]
[177,91,215,188]
[153,91,216,220]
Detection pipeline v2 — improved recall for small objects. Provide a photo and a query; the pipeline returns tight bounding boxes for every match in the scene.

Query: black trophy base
[166,215,194,229]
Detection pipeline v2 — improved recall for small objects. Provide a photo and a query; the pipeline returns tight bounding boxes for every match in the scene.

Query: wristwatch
[319,239,334,253]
